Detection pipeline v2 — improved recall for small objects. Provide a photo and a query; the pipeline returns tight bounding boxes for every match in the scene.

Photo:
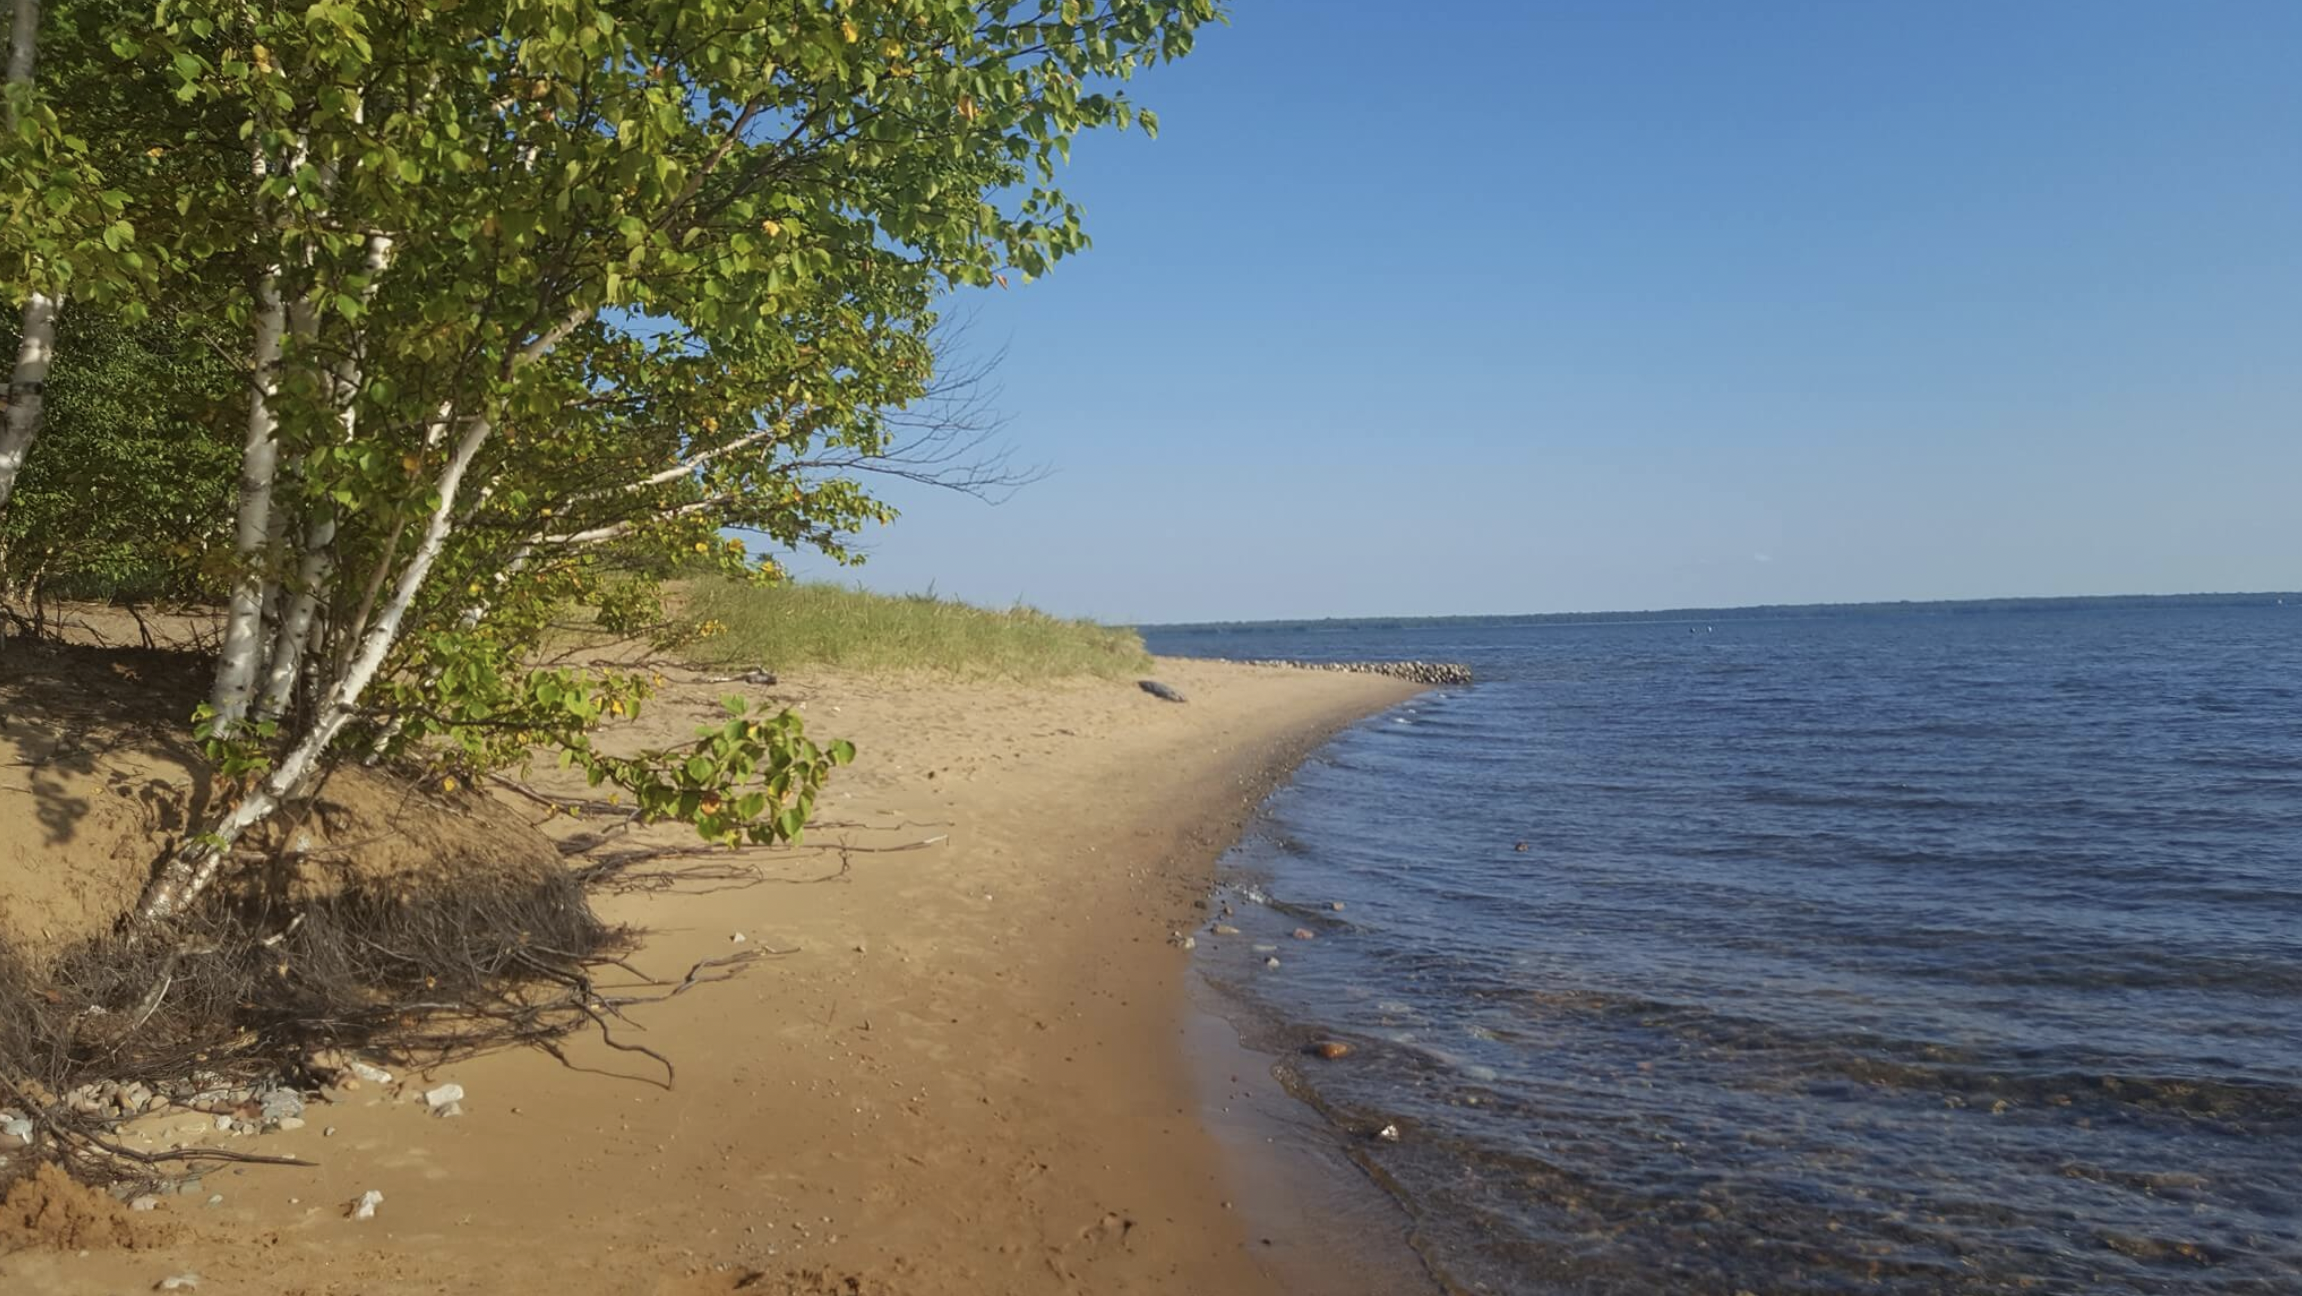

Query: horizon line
[1135,589,2300,631]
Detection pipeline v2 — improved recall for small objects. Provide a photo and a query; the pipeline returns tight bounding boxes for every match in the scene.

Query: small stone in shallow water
[1291,928,1316,941]
[1211,924,1240,936]
[1377,1124,1401,1142]
[1264,957,1282,969]
[1310,1041,1353,1060]
[1329,901,1346,912]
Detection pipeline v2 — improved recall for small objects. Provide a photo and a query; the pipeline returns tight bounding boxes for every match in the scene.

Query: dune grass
[674,577,1152,680]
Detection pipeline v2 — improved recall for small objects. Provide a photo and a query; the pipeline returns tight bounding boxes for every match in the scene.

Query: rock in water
[1138,679,1187,703]
[1310,1041,1353,1060]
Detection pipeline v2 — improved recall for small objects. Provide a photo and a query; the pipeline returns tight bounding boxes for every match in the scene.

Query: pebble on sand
[349,1190,384,1221]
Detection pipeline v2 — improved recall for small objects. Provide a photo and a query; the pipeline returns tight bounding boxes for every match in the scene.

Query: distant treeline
[1143,592,2302,636]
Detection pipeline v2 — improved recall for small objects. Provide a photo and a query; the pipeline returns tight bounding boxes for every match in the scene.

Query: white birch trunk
[207,146,288,733]
[208,265,285,730]
[140,306,590,922]
[0,0,52,519]
[139,410,497,922]
[0,291,55,515]
[256,234,392,720]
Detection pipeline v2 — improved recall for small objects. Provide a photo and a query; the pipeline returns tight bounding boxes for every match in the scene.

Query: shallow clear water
[1147,604,2302,1295]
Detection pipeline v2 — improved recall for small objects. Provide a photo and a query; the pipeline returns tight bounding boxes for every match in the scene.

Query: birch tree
[80,0,1217,923]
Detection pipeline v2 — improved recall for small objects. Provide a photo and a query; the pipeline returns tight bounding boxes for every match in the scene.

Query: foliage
[0,308,238,602]
[0,0,1218,917]
[678,575,1151,679]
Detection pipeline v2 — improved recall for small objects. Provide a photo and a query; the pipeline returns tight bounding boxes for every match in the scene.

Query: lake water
[1145,603,2302,1295]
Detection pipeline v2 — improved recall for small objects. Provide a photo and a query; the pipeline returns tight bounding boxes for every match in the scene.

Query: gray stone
[258,1089,305,1122]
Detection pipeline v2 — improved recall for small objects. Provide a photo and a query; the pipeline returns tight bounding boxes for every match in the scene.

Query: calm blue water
[1146,604,2302,1295]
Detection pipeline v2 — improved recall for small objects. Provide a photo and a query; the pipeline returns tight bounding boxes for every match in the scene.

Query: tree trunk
[0,291,56,516]
[257,233,390,721]
[208,254,286,733]
[140,410,495,922]
[208,133,290,734]
[0,0,51,519]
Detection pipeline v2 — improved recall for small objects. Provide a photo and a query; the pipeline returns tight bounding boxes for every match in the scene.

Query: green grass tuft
[675,577,1152,680]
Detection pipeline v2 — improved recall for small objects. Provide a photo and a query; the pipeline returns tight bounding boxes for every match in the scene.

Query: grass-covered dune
[677,577,1151,680]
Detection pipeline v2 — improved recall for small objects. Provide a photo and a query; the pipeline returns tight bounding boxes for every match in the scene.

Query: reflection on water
[1158,606,2302,1294]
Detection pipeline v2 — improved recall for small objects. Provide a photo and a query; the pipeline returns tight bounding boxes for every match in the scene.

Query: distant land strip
[1144,591,2300,636]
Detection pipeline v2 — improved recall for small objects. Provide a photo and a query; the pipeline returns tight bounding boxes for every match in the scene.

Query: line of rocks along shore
[1241,659,1473,686]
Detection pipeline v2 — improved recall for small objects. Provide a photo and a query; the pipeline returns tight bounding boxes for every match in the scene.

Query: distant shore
[5,656,1424,1295]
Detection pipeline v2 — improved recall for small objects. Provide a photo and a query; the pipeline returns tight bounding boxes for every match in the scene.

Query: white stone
[423,1083,464,1110]
[130,1196,160,1212]
[350,1190,383,1221]
[156,1273,201,1290]
[347,1061,393,1085]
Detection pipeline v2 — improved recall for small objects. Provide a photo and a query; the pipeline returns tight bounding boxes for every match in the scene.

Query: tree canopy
[0,0,1217,921]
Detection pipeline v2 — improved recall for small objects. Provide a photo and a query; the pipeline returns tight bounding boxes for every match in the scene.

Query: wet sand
[3,657,1422,1295]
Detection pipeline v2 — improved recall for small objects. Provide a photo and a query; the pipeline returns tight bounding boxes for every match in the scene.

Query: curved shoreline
[6,657,1430,1295]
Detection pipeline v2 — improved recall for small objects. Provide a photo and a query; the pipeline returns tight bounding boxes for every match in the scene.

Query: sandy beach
[1,656,1422,1295]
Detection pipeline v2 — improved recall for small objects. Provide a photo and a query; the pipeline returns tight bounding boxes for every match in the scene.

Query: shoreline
[4,656,1425,1295]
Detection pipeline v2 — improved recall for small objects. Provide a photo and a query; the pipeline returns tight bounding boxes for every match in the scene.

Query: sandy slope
[2,657,1420,1295]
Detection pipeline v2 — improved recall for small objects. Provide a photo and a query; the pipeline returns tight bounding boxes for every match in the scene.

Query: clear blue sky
[786,0,2302,624]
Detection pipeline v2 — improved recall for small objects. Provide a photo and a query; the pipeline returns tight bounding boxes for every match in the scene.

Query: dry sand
[0,654,1423,1295]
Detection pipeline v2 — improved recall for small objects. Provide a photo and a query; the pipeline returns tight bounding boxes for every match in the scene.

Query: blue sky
[788,0,2302,624]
